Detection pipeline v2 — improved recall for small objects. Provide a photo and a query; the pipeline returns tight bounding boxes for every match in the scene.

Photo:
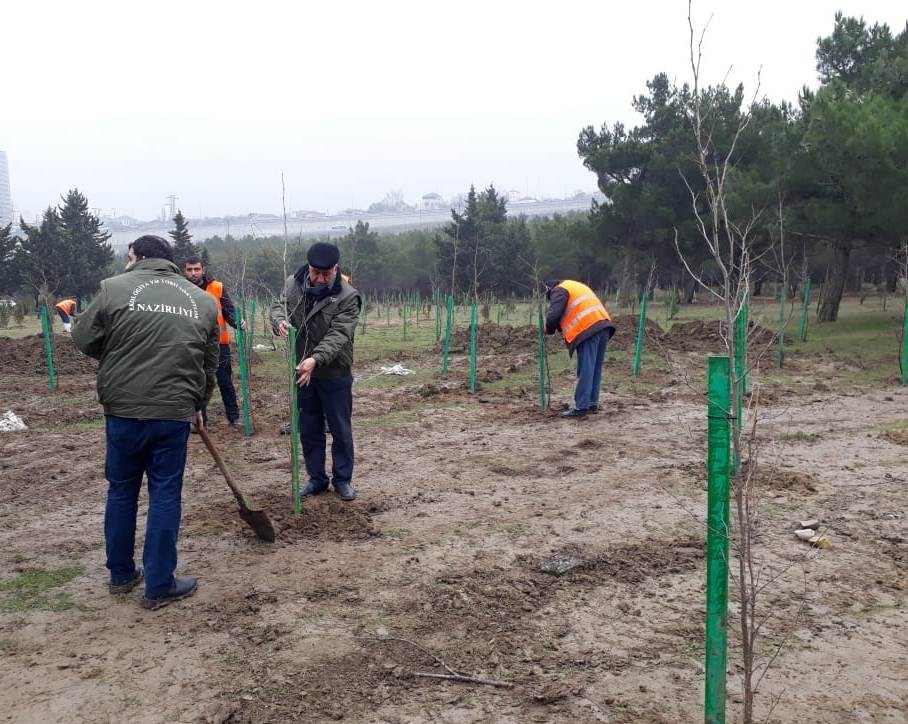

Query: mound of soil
[742,461,818,494]
[589,536,704,584]
[606,314,665,351]
[662,320,783,353]
[185,489,380,544]
[0,334,97,376]
[446,323,561,354]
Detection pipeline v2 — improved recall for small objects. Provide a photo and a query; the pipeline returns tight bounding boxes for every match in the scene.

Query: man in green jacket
[270,242,362,501]
[73,235,219,609]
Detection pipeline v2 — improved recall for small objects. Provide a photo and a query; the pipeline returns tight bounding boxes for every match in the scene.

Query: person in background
[55,298,77,332]
[182,255,245,428]
[544,280,615,418]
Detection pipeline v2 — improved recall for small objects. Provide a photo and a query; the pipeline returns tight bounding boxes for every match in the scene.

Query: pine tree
[169,210,197,266]
[0,223,17,295]
[16,207,70,301]
[59,189,113,298]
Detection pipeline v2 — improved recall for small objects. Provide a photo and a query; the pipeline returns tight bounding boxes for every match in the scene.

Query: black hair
[129,235,174,263]
[183,255,203,266]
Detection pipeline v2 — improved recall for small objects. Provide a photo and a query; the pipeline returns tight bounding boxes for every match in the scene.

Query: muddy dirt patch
[0,334,97,376]
[882,429,908,446]
[540,537,704,585]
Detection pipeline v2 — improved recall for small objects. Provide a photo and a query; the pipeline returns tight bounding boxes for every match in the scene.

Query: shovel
[197,426,276,542]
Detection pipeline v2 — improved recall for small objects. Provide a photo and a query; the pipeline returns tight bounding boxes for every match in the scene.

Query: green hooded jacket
[269,267,362,378]
[72,258,220,420]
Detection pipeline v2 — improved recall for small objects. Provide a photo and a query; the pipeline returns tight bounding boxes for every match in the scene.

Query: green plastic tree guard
[441,295,454,376]
[288,326,301,515]
[235,321,253,436]
[798,278,811,342]
[705,356,731,724]
[632,291,648,377]
[40,304,57,391]
[536,303,547,408]
[468,303,478,392]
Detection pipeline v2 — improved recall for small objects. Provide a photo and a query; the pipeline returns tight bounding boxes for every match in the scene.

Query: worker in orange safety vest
[544,280,615,418]
[183,255,246,428]
[55,298,78,332]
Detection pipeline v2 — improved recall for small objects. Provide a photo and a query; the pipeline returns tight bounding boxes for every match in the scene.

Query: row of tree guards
[35,284,908,395]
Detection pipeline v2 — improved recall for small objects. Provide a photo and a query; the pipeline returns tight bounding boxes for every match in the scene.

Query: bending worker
[544,280,615,418]
[183,255,245,428]
[55,298,77,332]
[270,242,362,501]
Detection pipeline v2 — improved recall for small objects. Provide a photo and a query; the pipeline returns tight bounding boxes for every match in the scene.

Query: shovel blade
[239,506,277,542]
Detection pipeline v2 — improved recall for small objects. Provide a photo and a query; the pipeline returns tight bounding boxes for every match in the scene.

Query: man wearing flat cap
[270,242,363,500]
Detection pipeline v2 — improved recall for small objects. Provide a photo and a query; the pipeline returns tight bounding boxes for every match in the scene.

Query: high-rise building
[0,151,12,226]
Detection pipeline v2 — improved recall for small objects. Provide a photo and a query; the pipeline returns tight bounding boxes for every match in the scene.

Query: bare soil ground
[1,329,906,723]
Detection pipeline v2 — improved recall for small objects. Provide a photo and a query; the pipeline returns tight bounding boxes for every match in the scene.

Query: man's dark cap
[307,242,340,269]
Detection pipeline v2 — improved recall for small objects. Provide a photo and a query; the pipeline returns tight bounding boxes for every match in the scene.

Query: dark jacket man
[270,242,362,500]
[73,235,219,609]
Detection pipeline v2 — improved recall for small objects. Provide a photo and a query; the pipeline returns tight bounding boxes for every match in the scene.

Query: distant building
[506,189,522,202]
[0,151,12,226]
[421,192,446,211]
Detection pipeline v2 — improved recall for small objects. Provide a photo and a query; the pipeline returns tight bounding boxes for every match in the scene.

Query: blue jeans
[104,416,190,597]
[574,332,609,411]
[298,375,354,488]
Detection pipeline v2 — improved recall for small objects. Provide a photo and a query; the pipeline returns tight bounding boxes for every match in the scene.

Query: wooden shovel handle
[197,425,250,510]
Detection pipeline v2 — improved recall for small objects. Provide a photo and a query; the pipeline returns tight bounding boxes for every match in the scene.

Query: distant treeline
[2,14,905,323]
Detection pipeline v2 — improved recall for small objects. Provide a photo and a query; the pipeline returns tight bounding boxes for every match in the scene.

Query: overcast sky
[3,1,905,221]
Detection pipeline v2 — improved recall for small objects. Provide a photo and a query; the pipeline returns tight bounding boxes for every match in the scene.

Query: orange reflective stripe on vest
[55,299,76,314]
[557,280,610,345]
[204,280,230,344]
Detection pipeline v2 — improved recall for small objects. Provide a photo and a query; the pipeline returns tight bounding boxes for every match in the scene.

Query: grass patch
[779,430,823,444]
[359,409,419,428]
[0,566,83,612]
[878,419,908,432]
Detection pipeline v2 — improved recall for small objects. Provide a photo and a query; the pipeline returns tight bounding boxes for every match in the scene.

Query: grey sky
[3,1,905,222]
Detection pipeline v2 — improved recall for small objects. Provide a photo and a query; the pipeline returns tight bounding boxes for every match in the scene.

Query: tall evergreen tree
[16,208,70,301]
[0,223,17,295]
[169,210,197,266]
[59,189,113,299]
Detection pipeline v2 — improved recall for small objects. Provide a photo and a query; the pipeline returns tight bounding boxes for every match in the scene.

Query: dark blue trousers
[298,375,354,489]
[574,331,609,411]
[203,344,239,424]
[104,416,190,597]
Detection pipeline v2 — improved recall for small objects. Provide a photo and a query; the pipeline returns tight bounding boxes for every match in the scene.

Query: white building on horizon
[0,151,12,227]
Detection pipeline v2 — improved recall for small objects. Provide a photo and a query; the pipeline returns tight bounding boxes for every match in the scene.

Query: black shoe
[141,576,198,610]
[301,480,329,496]
[588,405,600,414]
[561,408,588,418]
[109,568,143,594]
[333,481,356,501]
